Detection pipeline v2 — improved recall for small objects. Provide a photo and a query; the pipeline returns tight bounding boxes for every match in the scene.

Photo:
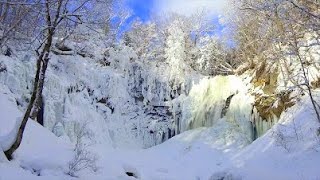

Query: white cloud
[153,0,229,17]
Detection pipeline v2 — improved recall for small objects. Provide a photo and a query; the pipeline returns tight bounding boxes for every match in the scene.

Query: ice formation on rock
[0,39,282,150]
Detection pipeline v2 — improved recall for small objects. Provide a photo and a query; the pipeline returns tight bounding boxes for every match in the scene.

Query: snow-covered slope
[0,85,22,155]
[0,85,73,180]
[232,93,320,180]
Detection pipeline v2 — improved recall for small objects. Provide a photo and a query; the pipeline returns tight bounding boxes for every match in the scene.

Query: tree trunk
[4,31,53,160]
[36,95,44,126]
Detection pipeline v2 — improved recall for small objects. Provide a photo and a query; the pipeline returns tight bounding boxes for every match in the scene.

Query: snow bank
[0,85,22,152]
[0,85,74,179]
[232,93,320,179]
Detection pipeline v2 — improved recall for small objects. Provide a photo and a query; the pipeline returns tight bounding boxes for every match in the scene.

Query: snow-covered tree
[164,19,190,79]
[196,36,234,75]
[123,20,160,61]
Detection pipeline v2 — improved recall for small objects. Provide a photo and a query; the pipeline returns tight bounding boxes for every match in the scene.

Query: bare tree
[4,0,67,160]
[3,0,113,160]
[0,0,40,49]
[231,0,320,124]
[67,121,97,177]
[289,28,320,123]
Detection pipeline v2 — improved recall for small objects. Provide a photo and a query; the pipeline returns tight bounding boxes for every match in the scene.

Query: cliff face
[1,33,319,151]
[0,53,274,151]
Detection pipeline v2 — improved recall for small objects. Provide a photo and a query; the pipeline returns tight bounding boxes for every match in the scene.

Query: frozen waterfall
[172,75,275,142]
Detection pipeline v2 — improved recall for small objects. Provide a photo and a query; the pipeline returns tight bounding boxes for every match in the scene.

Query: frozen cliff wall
[0,42,183,149]
[0,39,300,150]
[0,51,267,150]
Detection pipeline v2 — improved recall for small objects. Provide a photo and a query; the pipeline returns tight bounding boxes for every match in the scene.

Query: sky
[125,0,155,22]
[126,0,228,18]
[154,0,228,17]
[124,0,228,26]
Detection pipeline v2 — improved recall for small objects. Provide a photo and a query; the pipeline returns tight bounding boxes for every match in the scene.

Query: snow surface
[0,85,22,152]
